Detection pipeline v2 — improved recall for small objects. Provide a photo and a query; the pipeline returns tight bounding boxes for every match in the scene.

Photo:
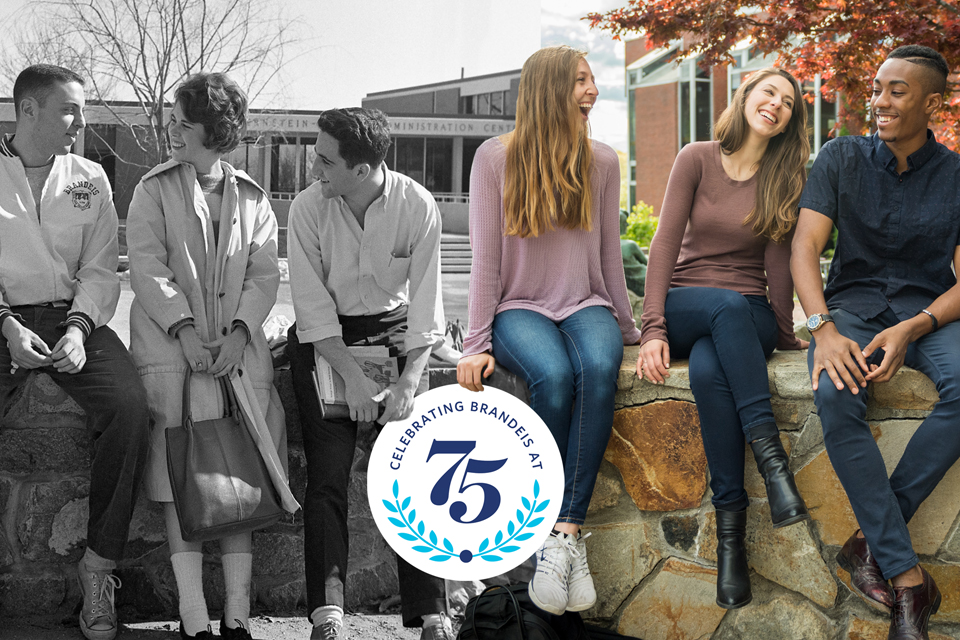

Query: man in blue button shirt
[792,45,960,639]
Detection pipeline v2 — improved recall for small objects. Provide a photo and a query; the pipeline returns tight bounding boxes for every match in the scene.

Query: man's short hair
[13,65,85,117]
[175,72,248,153]
[316,108,391,168]
[887,45,949,95]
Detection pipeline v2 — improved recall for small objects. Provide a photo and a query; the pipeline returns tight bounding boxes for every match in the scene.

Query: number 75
[427,440,507,524]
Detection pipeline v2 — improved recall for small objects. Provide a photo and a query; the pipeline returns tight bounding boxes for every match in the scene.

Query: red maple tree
[587,0,960,150]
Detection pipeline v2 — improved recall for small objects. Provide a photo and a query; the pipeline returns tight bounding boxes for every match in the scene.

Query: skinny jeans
[810,307,960,579]
[287,309,445,627]
[0,305,150,561]
[491,305,623,525]
[663,287,779,512]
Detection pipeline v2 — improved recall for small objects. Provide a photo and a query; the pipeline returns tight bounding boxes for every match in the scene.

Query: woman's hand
[637,339,671,384]
[177,325,213,373]
[457,353,496,392]
[204,326,247,378]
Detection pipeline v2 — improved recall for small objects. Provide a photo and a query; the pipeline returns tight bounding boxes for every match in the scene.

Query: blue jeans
[664,287,779,512]
[810,307,960,579]
[492,306,623,525]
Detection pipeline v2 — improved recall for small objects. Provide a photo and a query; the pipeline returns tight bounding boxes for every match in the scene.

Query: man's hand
[810,328,870,394]
[375,377,419,424]
[205,327,247,378]
[3,318,52,371]
[457,353,495,391]
[344,373,384,423]
[862,322,915,383]
[177,325,214,373]
[51,327,86,374]
[638,339,670,384]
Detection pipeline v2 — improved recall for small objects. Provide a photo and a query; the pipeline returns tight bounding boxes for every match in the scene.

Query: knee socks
[171,552,209,636]
[222,552,252,630]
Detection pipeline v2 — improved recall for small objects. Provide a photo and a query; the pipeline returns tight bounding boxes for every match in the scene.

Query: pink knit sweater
[639,141,803,350]
[462,137,641,357]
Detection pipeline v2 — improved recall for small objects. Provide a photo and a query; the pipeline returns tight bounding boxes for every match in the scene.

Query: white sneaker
[528,532,573,615]
[77,564,121,640]
[566,532,597,611]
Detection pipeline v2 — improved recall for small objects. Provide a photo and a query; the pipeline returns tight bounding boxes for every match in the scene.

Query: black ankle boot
[750,435,810,528]
[715,509,751,609]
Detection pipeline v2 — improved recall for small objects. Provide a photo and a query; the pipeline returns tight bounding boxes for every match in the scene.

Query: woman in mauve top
[639,68,811,610]
[457,45,639,616]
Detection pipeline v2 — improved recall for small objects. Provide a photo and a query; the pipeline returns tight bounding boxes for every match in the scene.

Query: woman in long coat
[127,72,296,640]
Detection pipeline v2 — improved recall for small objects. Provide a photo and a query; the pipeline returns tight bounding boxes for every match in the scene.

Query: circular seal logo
[367,384,563,581]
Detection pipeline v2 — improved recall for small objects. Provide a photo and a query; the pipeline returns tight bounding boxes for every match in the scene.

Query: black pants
[0,305,150,561]
[287,312,445,627]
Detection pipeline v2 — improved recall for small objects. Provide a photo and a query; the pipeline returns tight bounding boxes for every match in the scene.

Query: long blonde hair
[715,67,810,243]
[503,46,594,238]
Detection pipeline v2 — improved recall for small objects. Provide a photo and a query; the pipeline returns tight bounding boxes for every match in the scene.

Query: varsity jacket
[0,135,120,337]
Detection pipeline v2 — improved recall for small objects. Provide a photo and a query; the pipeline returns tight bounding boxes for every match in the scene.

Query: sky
[0,0,630,151]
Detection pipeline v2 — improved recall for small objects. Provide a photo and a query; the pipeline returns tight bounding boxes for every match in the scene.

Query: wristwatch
[806,313,835,332]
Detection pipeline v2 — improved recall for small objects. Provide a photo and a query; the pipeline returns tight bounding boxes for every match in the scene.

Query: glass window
[477,93,491,116]
[680,81,691,147]
[695,81,711,141]
[490,91,504,116]
[395,137,425,185]
[461,137,486,193]
[459,95,474,114]
[301,138,317,191]
[821,95,837,145]
[84,124,117,191]
[424,138,453,192]
[271,136,298,193]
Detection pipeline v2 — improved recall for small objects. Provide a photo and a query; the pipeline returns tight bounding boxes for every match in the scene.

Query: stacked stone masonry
[3,349,960,639]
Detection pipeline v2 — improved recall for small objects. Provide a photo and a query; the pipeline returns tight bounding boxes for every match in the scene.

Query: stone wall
[585,346,960,640]
[5,348,960,639]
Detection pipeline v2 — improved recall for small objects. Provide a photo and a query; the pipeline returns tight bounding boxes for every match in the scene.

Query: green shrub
[621,201,658,247]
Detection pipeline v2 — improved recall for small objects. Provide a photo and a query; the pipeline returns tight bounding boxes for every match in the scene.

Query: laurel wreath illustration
[382,479,550,563]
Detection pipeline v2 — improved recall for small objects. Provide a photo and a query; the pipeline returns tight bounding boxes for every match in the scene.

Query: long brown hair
[503,46,594,238]
[715,67,810,243]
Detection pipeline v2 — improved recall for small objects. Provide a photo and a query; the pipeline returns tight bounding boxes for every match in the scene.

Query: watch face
[806,315,820,331]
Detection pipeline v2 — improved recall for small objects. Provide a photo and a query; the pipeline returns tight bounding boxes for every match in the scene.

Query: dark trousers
[810,307,960,579]
[287,317,445,627]
[664,287,779,512]
[0,306,150,561]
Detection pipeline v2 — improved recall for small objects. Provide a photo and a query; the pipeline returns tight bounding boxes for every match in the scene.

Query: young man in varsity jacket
[0,65,150,640]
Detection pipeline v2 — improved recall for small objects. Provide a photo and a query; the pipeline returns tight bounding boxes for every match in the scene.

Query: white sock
[171,552,209,636]
[310,605,343,628]
[82,547,117,572]
[222,552,252,630]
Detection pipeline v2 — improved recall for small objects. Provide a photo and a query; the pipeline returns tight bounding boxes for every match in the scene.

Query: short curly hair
[174,72,247,153]
[316,108,391,168]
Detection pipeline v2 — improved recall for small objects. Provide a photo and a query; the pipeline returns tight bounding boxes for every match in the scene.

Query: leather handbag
[166,369,284,542]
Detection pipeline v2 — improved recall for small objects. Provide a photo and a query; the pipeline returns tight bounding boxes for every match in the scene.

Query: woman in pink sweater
[457,45,640,615]
[639,68,810,610]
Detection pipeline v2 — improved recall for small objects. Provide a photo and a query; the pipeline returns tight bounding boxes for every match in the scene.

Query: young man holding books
[286,107,449,640]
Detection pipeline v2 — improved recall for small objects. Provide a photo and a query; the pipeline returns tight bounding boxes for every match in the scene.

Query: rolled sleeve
[403,197,445,353]
[287,196,343,344]
[70,167,120,327]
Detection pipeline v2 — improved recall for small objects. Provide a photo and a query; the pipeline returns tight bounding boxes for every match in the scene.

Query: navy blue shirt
[799,131,960,322]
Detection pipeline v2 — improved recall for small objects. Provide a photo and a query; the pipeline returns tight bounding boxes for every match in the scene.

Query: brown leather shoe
[836,531,894,612]
[889,566,941,640]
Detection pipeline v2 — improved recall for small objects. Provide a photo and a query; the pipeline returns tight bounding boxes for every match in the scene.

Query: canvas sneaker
[529,531,575,615]
[310,618,344,640]
[566,532,597,611]
[78,565,121,640]
[419,611,454,640]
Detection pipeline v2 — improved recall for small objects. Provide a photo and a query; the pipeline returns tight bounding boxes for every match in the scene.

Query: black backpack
[458,584,561,640]
[457,584,642,640]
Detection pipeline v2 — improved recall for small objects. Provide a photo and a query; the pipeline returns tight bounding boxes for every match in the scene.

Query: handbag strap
[181,368,240,429]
